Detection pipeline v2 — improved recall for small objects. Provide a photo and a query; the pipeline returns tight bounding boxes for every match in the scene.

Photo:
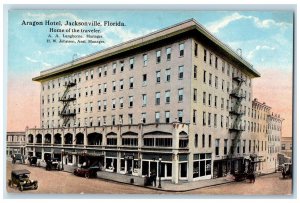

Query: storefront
[105,151,117,172]
[193,153,212,180]
[141,153,173,180]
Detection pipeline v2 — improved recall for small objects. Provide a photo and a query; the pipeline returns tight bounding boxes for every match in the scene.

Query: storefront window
[193,153,212,178]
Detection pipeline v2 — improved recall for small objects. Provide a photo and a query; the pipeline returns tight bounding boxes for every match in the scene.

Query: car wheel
[85,173,90,178]
[19,185,23,191]
[34,183,38,190]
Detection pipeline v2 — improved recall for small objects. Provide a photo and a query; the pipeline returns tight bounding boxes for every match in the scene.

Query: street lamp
[158,157,162,188]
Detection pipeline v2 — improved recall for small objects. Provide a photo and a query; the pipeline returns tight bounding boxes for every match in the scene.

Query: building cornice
[33,18,260,82]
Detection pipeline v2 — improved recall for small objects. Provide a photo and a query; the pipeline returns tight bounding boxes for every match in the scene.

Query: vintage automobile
[73,165,100,178]
[28,156,38,167]
[45,158,61,171]
[12,153,24,164]
[8,169,38,191]
[282,163,292,178]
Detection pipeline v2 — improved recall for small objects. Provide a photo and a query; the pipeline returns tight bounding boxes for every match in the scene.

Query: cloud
[25,56,38,63]
[206,12,292,33]
[247,45,276,59]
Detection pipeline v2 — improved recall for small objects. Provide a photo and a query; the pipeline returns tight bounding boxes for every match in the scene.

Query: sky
[6,10,293,137]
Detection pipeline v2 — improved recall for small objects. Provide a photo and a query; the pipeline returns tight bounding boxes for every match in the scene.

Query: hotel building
[25,19,282,183]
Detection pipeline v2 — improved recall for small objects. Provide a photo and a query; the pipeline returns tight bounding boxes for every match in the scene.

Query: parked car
[46,158,61,171]
[8,169,38,191]
[28,156,38,167]
[12,154,24,164]
[282,163,292,179]
[73,165,100,178]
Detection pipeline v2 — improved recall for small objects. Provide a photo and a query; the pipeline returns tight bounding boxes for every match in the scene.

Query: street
[6,161,292,196]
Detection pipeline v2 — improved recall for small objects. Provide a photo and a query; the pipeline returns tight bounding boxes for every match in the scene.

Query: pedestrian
[152,171,157,187]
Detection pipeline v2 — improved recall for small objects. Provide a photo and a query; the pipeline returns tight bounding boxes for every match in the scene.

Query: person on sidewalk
[152,171,157,187]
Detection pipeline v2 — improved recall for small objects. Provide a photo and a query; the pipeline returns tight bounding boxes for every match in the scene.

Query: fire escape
[59,80,76,127]
[228,75,246,163]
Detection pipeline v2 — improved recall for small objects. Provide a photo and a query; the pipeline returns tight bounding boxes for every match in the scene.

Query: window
[203,92,206,105]
[215,139,220,156]
[112,81,116,91]
[143,54,148,66]
[90,102,93,112]
[222,80,224,90]
[209,135,211,148]
[178,66,184,79]
[155,92,160,105]
[211,114,216,127]
[227,82,230,93]
[208,94,211,106]
[156,71,161,83]
[165,69,171,82]
[194,65,197,79]
[281,144,286,150]
[214,96,217,108]
[178,110,183,122]
[104,83,107,93]
[222,60,225,73]
[193,88,197,102]
[194,43,198,56]
[98,67,102,77]
[103,100,107,111]
[178,88,184,102]
[127,78,134,90]
[193,110,197,124]
[179,43,184,56]
[221,98,224,109]
[119,97,123,108]
[209,73,212,85]
[104,66,107,76]
[224,139,228,155]
[165,90,171,103]
[128,114,133,124]
[215,76,218,88]
[249,140,251,153]
[155,112,160,123]
[112,63,116,74]
[208,113,211,126]
[202,134,205,148]
[243,140,246,154]
[129,96,133,107]
[90,70,93,79]
[120,79,124,90]
[203,70,206,83]
[85,71,89,80]
[166,47,171,60]
[129,58,134,69]
[142,113,146,123]
[215,56,218,68]
[142,74,147,86]
[221,115,223,128]
[120,60,124,72]
[165,111,170,123]
[89,117,93,127]
[195,134,198,148]
[203,112,206,126]
[209,52,212,65]
[98,101,101,111]
[156,50,161,63]
[97,117,101,126]
[98,84,102,94]
[142,94,147,106]
[112,99,116,109]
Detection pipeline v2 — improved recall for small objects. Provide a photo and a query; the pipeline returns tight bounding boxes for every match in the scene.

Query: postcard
[4,7,294,197]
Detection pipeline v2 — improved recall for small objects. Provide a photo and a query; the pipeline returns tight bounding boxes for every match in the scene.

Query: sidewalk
[59,164,235,192]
